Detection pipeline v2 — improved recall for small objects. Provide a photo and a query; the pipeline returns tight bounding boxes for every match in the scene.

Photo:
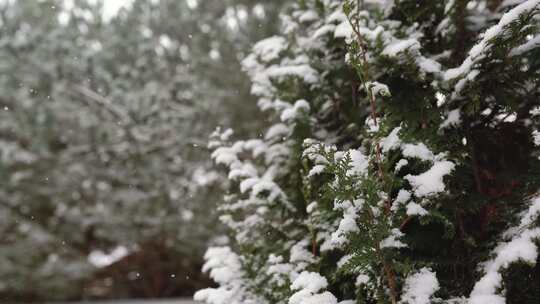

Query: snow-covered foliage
[201,0,540,303]
[400,268,440,304]
[194,247,263,304]
[0,0,285,300]
[469,195,540,304]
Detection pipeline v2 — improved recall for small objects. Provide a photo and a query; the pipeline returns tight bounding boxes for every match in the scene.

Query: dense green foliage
[198,1,540,304]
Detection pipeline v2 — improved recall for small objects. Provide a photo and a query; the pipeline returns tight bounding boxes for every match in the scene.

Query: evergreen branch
[346,5,398,303]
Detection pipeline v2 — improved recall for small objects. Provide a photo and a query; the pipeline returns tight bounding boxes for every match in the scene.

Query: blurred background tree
[0,0,284,301]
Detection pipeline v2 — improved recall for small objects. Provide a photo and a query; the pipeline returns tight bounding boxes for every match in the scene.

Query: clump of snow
[380,228,407,249]
[440,109,462,129]
[267,255,294,287]
[328,7,353,39]
[281,99,311,122]
[405,161,455,198]
[265,123,290,140]
[290,240,316,267]
[331,213,359,247]
[533,130,540,146]
[365,117,380,133]
[400,268,440,304]
[417,57,442,73]
[306,201,318,213]
[334,21,353,39]
[366,81,391,97]
[380,127,456,201]
[382,39,420,57]
[331,200,363,248]
[401,143,435,162]
[269,64,319,84]
[291,271,328,292]
[195,247,263,304]
[346,149,368,177]
[212,145,241,167]
[201,247,242,283]
[289,272,337,304]
[391,189,412,211]
[240,175,286,202]
[381,127,402,152]
[253,36,288,62]
[299,10,319,23]
[355,273,370,286]
[88,246,129,268]
[313,24,336,38]
[308,164,326,178]
[435,92,447,107]
[395,189,412,205]
[336,255,352,270]
[406,202,429,216]
[518,195,540,228]
[395,159,409,173]
[290,291,338,304]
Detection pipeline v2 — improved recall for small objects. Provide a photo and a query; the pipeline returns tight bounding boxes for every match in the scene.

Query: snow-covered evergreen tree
[198,0,540,303]
[0,0,283,300]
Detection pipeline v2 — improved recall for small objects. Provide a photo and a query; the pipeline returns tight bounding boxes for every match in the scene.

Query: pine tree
[197,0,540,303]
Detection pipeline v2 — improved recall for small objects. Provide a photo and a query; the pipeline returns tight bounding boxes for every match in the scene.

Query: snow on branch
[468,194,540,304]
[195,247,264,304]
[399,268,440,304]
[444,0,540,98]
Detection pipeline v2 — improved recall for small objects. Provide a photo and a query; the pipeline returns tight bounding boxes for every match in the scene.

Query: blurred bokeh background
[0,0,283,302]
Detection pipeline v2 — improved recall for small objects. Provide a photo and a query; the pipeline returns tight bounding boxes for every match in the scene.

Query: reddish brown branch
[347,9,397,304]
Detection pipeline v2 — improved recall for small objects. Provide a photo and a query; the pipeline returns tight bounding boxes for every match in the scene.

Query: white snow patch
[395,190,412,205]
[289,272,337,304]
[400,268,440,304]
[510,34,540,56]
[253,36,288,62]
[366,81,391,97]
[440,109,462,129]
[265,123,290,140]
[308,165,326,178]
[380,228,407,249]
[417,57,442,73]
[382,39,420,57]
[346,149,368,177]
[402,143,435,162]
[299,10,319,23]
[334,21,354,39]
[381,127,402,152]
[469,194,540,304]
[406,202,429,216]
[88,246,129,268]
[355,274,370,286]
[405,161,455,197]
[281,99,311,122]
[267,64,319,84]
[395,159,409,173]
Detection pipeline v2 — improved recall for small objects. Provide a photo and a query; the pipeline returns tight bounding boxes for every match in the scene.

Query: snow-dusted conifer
[202,0,540,303]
